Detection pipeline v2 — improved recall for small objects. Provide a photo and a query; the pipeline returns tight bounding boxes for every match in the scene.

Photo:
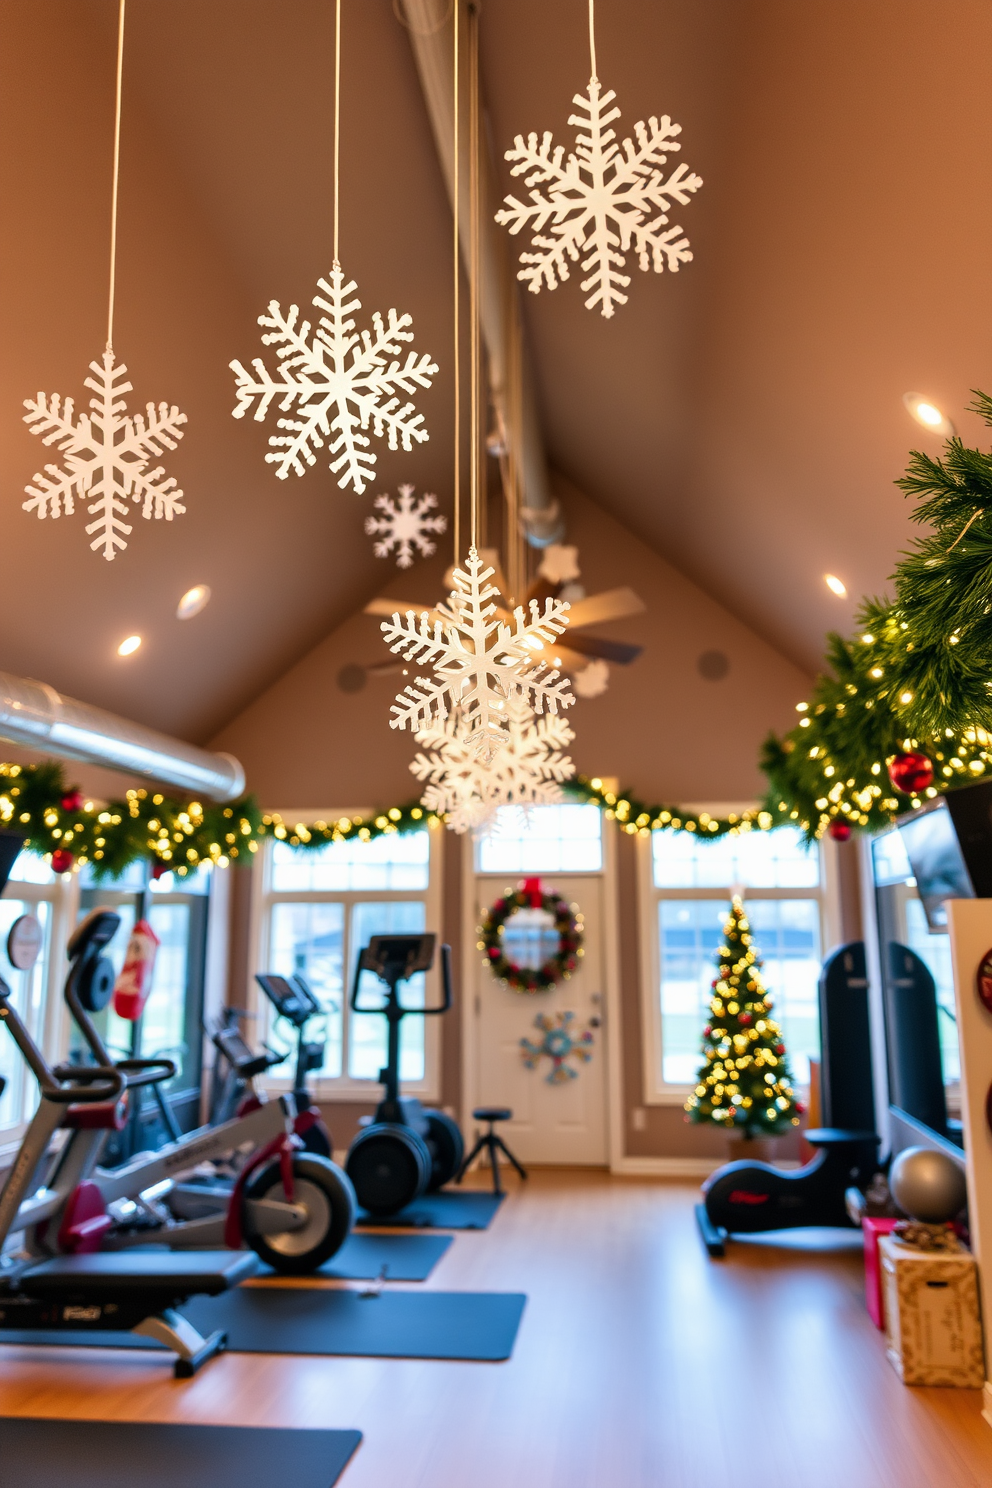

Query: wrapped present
[880,1234,985,1387]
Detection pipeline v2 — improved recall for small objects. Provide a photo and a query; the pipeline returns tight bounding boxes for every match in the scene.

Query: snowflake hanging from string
[411,694,575,834]
[230,264,438,495]
[22,350,187,561]
[365,484,447,568]
[381,547,574,762]
[520,1011,595,1085]
[495,78,703,319]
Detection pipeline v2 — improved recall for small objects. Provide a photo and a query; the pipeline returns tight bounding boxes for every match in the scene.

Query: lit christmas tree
[684,898,803,1137]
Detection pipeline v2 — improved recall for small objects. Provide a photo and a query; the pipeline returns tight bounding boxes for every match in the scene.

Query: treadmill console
[255,972,323,1028]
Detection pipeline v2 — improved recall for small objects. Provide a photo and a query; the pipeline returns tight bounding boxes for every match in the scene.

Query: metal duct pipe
[0,673,246,803]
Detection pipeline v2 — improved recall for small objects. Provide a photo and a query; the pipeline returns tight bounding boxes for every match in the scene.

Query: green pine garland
[760,397,992,838]
[685,898,803,1136]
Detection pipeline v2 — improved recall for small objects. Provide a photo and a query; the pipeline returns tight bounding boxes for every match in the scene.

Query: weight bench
[0,1249,258,1377]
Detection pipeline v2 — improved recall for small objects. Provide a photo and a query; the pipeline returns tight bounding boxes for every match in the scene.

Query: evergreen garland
[684,898,803,1137]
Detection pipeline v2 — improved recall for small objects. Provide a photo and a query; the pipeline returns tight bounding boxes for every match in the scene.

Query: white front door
[469,871,608,1165]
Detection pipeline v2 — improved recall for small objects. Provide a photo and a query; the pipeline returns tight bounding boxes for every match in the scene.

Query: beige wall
[213,479,819,1158]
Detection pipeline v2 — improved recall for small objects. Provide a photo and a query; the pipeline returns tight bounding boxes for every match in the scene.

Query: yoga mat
[261,1231,452,1281]
[357,1190,504,1230]
[0,1290,527,1362]
[0,1419,361,1488]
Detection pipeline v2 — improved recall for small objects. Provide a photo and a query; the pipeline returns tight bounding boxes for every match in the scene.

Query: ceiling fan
[360,545,646,689]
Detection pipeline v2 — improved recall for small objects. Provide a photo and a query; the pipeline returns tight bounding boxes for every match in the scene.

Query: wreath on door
[479,877,584,993]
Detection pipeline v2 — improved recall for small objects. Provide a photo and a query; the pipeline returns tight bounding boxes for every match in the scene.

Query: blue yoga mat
[0,1288,527,1362]
[357,1189,504,1230]
[261,1230,452,1280]
[0,1419,361,1488]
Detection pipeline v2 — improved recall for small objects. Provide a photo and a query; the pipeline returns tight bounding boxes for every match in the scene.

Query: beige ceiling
[1,0,990,746]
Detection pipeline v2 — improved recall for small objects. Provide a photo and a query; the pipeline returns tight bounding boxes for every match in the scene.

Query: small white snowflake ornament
[495,77,703,319]
[412,694,575,834]
[573,658,610,698]
[381,547,574,761]
[365,484,447,568]
[231,264,438,495]
[22,350,187,561]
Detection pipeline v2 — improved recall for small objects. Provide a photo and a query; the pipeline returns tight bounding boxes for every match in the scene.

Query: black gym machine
[696,941,882,1256]
[345,934,464,1216]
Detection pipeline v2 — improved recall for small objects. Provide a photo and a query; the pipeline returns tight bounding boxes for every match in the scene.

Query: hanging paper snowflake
[365,484,447,568]
[520,1011,595,1084]
[495,79,703,319]
[411,694,575,834]
[22,351,187,561]
[381,547,574,761]
[230,264,438,495]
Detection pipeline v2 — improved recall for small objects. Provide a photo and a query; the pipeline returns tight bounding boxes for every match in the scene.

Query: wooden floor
[1,1169,991,1487]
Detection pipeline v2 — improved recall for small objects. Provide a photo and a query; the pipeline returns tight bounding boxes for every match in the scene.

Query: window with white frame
[641,826,828,1095]
[474,802,604,875]
[254,826,440,1094]
[0,856,74,1142]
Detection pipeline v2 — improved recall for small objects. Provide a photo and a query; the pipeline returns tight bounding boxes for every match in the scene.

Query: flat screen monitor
[896,778,992,930]
[897,801,973,931]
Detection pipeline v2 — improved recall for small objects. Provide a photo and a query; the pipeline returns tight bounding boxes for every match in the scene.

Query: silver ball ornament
[889,1146,967,1223]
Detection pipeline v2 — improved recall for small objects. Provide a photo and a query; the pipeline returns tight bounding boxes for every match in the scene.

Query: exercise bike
[0,884,259,1376]
[11,907,356,1274]
[345,934,464,1216]
[253,972,333,1157]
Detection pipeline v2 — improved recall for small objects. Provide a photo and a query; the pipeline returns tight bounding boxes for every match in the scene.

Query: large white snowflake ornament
[381,547,574,761]
[22,351,187,561]
[230,264,438,495]
[365,484,447,568]
[412,695,575,834]
[495,78,703,319]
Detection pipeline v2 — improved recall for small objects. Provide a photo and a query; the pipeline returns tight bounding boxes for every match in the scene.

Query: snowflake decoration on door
[22,351,187,561]
[365,484,447,569]
[230,264,438,495]
[495,79,703,318]
[381,547,574,762]
[411,694,575,834]
[520,1011,595,1085]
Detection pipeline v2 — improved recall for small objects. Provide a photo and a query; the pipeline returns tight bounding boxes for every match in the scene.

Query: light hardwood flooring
[1,1169,991,1487]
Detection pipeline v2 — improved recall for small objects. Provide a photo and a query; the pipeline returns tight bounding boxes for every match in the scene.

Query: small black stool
[456,1107,528,1196]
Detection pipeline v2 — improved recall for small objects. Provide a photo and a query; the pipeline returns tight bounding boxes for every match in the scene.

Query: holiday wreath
[478,877,584,993]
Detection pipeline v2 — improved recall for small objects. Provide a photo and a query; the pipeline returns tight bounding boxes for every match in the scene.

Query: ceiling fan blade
[364,658,410,677]
[563,632,644,665]
[364,597,443,625]
[564,587,646,629]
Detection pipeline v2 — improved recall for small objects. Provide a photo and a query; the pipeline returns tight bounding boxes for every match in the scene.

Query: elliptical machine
[253,973,332,1157]
[345,934,464,1216]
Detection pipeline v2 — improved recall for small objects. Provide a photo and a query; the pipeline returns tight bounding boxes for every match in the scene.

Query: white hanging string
[588,0,597,82]
[468,1,480,553]
[452,0,461,564]
[333,0,342,266]
[106,0,126,352]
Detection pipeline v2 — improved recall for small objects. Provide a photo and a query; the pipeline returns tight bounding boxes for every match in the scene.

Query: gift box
[862,1216,900,1329]
[880,1234,985,1387]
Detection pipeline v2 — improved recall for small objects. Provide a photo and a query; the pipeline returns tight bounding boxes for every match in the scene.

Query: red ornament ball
[827,820,851,842]
[60,789,83,813]
[888,751,934,795]
[151,861,171,880]
[50,848,74,875]
[738,1013,752,1025]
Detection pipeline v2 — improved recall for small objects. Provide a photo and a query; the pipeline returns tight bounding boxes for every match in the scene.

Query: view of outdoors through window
[263,832,432,1083]
[652,826,823,1085]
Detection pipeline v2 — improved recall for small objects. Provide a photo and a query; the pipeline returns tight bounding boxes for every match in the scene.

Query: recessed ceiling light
[117,634,142,657]
[824,574,847,597]
[177,584,211,620]
[903,392,955,437]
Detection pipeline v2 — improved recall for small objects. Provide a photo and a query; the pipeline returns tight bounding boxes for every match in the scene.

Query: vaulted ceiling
[0,0,989,746]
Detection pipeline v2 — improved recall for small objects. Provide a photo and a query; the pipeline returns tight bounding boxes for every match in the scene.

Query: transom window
[642,826,827,1093]
[475,803,603,874]
[256,826,439,1094]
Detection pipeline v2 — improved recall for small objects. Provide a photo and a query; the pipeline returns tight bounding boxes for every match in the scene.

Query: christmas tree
[684,898,803,1137]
